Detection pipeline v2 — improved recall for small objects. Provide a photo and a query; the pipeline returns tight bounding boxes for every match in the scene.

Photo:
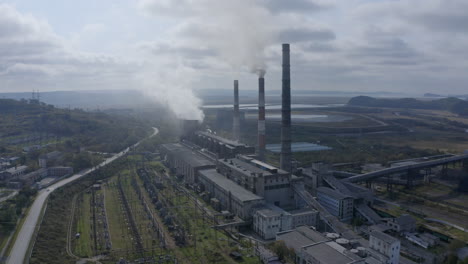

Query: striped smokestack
[233,80,240,141]
[280,43,292,172]
[258,74,266,160]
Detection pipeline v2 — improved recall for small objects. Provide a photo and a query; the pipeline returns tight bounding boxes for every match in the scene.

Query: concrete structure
[38,151,62,168]
[217,155,294,208]
[0,165,28,181]
[368,230,400,264]
[16,168,48,187]
[160,143,215,183]
[258,72,266,160]
[253,204,292,239]
[180,119,199,138]
[277,226,363,264]
[290,208,319,228]
[254,205,319,240]
[346,154,468,183]
[191,131,254,158]
[316,187,354,223]
[386,214,416,234]
[233,80,240,141]
[47,166,73,177]
[255,245,283,264]
[198,168,264,220]
[280,43,292,172]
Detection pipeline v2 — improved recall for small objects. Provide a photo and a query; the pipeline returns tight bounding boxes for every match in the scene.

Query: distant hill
[423,93,444,98]
[0,90,153,109]
[0,99,151,152]
[348,96,468,116]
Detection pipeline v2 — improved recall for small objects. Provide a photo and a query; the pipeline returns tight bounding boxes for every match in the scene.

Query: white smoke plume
[138,0,276,120]
[137,62,205,120]
[188,0,275,75]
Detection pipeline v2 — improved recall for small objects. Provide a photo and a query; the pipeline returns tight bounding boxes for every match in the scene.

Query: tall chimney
[258,75,266,160]
[233,80,240,141]
[280,43,292,172]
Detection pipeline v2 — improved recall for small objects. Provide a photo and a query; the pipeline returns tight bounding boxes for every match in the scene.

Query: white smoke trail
[137,0,276,119]
[193,0,275,75]
[137,62,204,120]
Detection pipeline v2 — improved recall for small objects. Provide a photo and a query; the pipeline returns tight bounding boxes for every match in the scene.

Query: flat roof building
[198,168,264,220]
[277,226,363,264]
[368,230,400,264]
[160,143,215,183]
[191,131,255,158]
[317,187,354,223]
[217,155,294,208]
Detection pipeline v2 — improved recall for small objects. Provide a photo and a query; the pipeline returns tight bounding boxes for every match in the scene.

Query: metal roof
[317,187,353,200]
[199,169,263,202]
[370,230,399,245]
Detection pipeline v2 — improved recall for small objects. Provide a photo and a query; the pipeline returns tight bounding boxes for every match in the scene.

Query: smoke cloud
[192,0,275,74]
[138,0,277,120]
[137,62,205,120]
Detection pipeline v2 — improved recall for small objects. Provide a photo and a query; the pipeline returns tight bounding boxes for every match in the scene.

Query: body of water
[245,113,352,123]
[267,142,332,153]
[202,103,344,110]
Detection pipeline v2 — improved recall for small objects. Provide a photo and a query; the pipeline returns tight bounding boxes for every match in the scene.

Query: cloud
[262,0,329,14]
[278,26,335,43]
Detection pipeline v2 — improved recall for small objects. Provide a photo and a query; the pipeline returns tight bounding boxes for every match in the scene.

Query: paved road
[6,127,158,264]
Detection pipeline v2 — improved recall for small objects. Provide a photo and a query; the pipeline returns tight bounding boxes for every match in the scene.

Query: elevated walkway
[355,204,382,224]
[292,184,348,235]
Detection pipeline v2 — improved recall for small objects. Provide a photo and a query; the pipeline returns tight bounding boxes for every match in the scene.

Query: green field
[73,192,93,257]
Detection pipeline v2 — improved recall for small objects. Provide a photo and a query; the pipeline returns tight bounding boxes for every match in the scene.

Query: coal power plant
[158,43,414,264]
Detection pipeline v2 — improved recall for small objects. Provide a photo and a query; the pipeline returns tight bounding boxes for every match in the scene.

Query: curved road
[6,127,158,264]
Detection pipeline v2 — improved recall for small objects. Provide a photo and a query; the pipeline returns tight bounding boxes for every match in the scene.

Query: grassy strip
[30,158,128,264]
[73,192,92,257]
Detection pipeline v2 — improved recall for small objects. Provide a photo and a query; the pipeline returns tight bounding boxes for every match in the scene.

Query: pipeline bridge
[345,154,468,185]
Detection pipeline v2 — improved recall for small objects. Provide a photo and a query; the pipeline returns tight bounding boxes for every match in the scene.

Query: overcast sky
[1,0,468,96]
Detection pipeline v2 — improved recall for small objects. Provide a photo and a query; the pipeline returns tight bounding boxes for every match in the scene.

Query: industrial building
[38,151,62,168]
[368,230,400,264]
[7,166,73,188]
[198,168,264,220]
[160,143,215,183]
[253,204,319,240]
[316,187,354,223]
[277,226,364,264]
[0,165,28,181]
[386,214,416,234]
[47,166,73,177]
[217,155,295,208]
[190,131,254,158]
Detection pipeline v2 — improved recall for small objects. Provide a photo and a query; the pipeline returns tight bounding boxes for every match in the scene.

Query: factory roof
[5,165,28,174]
[288,207,318,216]
[161,143,214,168]
[255,204,288,218]
[370,230,399,245]
[40,151,62,160]
[317,187,353,200]
[178,150,215,168]
[276,226,328,252]
[196,131,247,147]
[304,242,358,264]
[18,168,47,181]
[219,155,288,176]
[198,169,263,202]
